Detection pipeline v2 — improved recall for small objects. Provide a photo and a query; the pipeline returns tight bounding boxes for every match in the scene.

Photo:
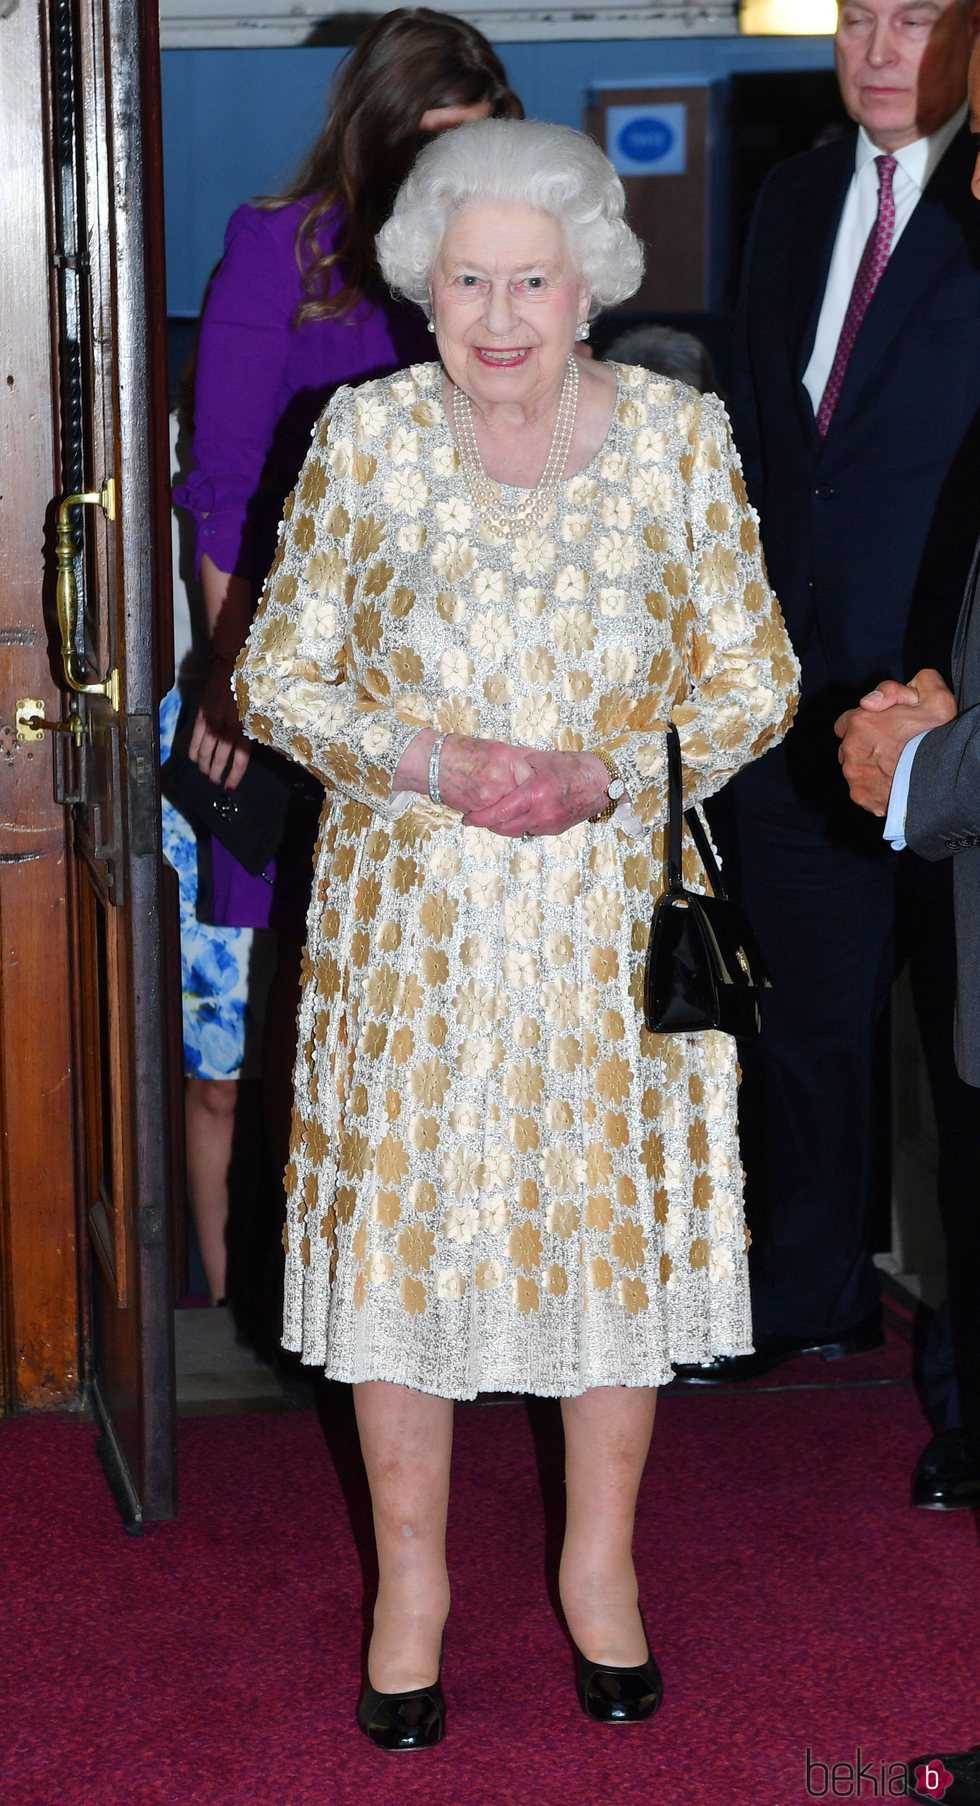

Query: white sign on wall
[606,104,688,177]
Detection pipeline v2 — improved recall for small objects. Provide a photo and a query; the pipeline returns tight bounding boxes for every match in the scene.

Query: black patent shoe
[573,1642,664,1724]
[911,1429,980,1511]
[356,1675,446,1751]
[670,1311,884,1386]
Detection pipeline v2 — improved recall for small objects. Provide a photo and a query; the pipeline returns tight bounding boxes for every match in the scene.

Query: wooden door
[586,86,713,313]
[0,0,177,1524]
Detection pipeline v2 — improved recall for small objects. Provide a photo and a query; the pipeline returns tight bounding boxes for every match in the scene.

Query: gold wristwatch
[589,749,627,824]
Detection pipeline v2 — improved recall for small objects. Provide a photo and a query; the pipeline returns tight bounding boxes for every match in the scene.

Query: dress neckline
[434,364,624,495]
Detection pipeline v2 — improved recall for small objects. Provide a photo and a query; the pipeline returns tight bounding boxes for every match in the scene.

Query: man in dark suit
[839,624,980,1803]
[797,50,980,1798]
[677,0,980,1509]
[837,589,980,1460]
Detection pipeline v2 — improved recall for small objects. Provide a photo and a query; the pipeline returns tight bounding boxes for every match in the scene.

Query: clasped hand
[834,668,957,817]
[402,734,610,837]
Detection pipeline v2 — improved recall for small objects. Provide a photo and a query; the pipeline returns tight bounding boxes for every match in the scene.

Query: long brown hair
[262,8,521,324]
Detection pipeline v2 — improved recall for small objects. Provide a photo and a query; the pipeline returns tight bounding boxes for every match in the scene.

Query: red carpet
[2,1320,978,1806]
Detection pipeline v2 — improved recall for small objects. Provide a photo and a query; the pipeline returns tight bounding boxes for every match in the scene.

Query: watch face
[608,778,626,800]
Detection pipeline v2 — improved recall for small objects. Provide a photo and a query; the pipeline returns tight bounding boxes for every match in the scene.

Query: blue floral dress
[159,686,273,1080]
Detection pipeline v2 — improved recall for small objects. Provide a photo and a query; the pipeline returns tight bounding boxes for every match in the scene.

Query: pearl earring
[427,319,436,334]
[575,321,590,342]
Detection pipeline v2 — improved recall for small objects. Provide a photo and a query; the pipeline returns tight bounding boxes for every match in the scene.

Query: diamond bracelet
[428,732,449,806]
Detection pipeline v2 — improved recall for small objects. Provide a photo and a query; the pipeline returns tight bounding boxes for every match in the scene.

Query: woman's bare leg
[559,1386,657,1666]
[184,1076,237,1304]
[353,1381,454,1692]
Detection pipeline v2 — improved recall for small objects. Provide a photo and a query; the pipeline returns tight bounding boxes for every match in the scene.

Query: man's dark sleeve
[906,708,980,860]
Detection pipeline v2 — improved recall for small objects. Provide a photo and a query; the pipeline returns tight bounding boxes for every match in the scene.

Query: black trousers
[717,744,980,1432]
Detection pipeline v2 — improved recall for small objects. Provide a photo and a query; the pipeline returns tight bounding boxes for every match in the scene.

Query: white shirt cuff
[883,731,928,850]
[386,787,416,818]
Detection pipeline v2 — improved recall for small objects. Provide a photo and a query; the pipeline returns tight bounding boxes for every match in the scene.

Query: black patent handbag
[644,726,772,1038]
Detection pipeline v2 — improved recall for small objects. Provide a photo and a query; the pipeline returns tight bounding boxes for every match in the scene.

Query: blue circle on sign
[618,118,673,165]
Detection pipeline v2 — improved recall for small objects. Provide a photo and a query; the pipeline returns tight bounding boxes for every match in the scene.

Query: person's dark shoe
[670,1311,883,1385]
[573,1641,664,1724]
[911,1429,980,1511]
[904,1746,980,1802]
[356,1675,446,1751]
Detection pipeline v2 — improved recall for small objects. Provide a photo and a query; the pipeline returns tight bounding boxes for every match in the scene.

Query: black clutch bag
[644,726,772,1038]
[161,735,321,879]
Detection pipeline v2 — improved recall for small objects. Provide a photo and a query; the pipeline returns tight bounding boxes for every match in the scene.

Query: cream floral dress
[236,362,799,1398]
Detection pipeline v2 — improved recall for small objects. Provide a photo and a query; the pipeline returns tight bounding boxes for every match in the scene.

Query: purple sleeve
[174,204,307,582]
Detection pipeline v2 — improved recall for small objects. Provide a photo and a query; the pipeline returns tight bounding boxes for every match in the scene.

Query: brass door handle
[55,480,120,712]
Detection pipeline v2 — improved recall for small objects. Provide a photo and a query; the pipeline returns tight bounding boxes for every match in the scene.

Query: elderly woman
[237,118,798,1751]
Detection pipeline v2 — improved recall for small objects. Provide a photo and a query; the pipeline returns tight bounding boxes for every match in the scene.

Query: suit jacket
[906,544,980,1083]
[733,125,980,790]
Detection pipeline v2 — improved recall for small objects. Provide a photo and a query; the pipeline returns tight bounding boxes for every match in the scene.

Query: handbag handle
[665,723,728,901]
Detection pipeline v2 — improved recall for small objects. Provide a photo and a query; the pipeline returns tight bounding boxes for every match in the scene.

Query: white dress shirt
[803,105,967,412]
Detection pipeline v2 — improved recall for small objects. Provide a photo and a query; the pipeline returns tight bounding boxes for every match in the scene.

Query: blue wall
[162,35,834,317]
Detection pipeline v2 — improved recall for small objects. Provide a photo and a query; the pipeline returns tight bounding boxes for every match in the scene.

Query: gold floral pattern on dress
[237,362,799,1398]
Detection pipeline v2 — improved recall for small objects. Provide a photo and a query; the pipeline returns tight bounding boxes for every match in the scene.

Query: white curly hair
[376,118,644,318]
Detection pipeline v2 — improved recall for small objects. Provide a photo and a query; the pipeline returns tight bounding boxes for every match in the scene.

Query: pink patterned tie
[816,153,897,440]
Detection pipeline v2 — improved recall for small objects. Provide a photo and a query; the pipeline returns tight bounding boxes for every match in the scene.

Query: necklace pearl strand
[451,353,580,539]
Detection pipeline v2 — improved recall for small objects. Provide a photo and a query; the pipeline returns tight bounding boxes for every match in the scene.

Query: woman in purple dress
[174,6,520,1266]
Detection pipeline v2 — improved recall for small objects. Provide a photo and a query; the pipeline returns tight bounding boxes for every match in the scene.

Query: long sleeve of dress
[594,390,798,828]
[238,373,798,830]
[176,205,303,581]
[175,199,430,590]
[236,385,421,819]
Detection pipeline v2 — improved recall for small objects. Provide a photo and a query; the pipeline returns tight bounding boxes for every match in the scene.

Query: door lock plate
[15,699,47,742]
[15,697,88,746]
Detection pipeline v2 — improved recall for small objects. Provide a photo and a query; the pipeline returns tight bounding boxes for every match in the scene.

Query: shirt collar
[855,102,967,191]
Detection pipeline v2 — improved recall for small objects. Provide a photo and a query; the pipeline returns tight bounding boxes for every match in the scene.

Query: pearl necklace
[451,353,580,539]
